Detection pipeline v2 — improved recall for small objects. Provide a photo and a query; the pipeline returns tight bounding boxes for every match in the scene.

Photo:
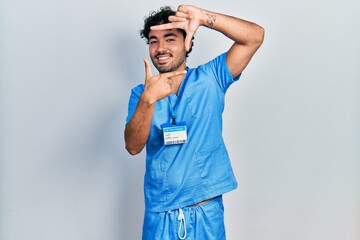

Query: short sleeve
[125,84,144,124]
[198,52,241,92]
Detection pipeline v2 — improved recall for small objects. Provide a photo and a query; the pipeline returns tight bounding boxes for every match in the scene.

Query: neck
[171,76,183,95]
[171,66,187,95]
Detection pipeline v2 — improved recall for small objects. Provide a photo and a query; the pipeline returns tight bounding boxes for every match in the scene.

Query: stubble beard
[152,51,186,73]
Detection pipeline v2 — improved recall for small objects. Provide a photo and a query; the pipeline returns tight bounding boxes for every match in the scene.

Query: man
[124,4,264,240]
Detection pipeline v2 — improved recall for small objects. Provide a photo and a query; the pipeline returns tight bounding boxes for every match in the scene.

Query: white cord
[177,208,187,239]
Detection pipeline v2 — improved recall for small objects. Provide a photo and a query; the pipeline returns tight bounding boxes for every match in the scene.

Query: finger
[143,58,152,79]
[150,22,182,31]
[184,32,195,52]
[168,15,187,22]
[178,4,190,13]
[175,11,190,18]
[165,70,187,79]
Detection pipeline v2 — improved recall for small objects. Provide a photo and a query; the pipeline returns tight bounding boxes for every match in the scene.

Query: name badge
[161,121,188,145]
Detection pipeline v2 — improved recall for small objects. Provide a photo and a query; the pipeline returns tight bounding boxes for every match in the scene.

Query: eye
[148,39,158,45]
[166,38,175,42]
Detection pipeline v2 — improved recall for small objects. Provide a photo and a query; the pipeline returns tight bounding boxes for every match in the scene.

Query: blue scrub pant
[142,196,226,240]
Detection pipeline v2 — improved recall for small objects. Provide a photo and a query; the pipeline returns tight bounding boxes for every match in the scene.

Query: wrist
[201,9,217,28]
[140,91,156,107]
[198,9,208,26]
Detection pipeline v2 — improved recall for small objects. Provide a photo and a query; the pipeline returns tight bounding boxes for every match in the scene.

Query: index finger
[164,69,187,79]
[150,22,185,31]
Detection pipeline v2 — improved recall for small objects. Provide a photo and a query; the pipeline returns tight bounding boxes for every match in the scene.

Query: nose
[157,39,167,53]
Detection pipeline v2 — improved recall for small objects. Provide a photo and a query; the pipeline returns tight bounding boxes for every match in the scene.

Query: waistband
[189,195,220,207]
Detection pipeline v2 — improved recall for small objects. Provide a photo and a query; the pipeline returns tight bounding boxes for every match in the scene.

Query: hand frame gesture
[151,5,204,52]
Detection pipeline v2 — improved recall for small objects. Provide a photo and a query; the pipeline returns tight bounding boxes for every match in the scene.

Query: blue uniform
[142,195,226,240]
[126,52,241,238]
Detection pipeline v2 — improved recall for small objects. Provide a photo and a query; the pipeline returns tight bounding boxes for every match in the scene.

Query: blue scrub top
[126,52,241,212]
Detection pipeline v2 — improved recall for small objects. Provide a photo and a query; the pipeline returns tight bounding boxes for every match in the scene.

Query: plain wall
[1,0,359,239]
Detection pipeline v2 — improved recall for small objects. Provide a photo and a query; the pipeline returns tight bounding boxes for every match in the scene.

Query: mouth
[156,53,171,64]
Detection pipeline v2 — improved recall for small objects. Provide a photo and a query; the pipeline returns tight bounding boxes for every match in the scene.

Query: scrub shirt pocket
[144,152,170,203]
[184,83,211,118]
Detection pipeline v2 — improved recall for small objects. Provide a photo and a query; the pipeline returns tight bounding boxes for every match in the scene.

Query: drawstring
[177,208,187,239]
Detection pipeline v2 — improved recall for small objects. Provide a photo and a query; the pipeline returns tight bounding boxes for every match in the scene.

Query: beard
[151,51,186,73]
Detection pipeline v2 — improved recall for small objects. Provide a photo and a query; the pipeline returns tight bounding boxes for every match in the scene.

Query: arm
[124,91,155,156]
[151,5,265,78]
[124,59,186,155]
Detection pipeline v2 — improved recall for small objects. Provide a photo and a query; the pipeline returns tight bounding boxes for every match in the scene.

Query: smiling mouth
[156,53,171,64]
[158,56,169,60]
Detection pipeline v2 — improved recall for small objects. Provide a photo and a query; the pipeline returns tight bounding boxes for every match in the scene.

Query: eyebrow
[149,31,178,40]
[164,32,178,38]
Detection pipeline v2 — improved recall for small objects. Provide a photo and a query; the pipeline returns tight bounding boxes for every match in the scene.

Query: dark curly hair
[140,6,194,58]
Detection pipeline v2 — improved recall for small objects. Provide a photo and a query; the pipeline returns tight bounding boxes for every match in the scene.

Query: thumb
[184,32,194,52]
[143,58,153,80]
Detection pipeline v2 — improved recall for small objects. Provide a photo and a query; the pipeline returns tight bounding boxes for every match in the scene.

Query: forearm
[124,58,187,155]
[200,8,264,47]
[124,94,155,155]
[191,7,264,77]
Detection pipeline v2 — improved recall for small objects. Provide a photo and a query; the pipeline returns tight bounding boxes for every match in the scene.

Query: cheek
[149,44,158,52]
[173,44,186,55]
[149,48,157,58]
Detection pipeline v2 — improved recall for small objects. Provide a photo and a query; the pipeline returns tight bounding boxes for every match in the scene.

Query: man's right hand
[142,58,186,105]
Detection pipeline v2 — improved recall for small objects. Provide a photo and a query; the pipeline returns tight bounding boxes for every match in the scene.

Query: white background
[1,0,359,239]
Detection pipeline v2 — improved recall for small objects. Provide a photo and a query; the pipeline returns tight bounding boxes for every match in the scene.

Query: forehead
[149,28,184,39]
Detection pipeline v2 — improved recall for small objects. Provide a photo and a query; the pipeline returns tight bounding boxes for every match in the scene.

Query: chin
[157,66,173,73]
